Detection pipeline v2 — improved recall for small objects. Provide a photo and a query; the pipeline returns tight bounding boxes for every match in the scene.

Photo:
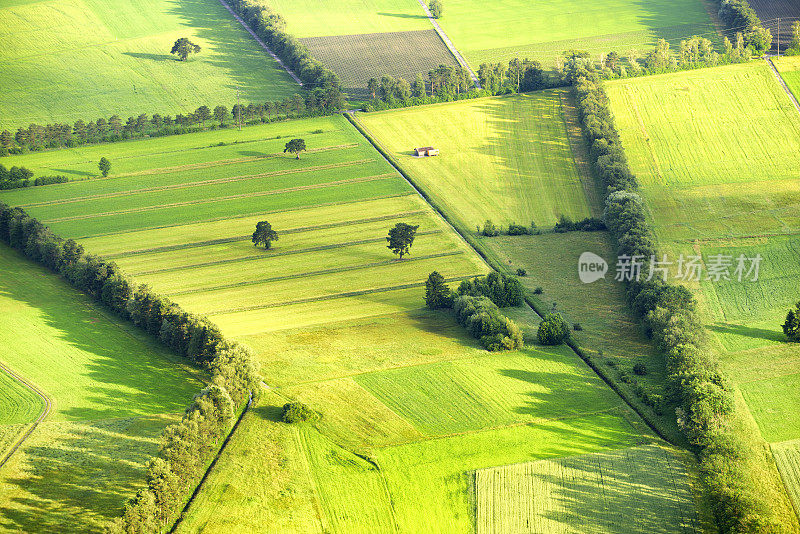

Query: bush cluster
[536,313,569,345]
[480,219,539,237]
[717,0,772,54]
[281,402,318,423]
[453,295,523,351]
[553,215,606,233]
[0,201,261,532]
[457,272,524,307]
[0,165,62,190]
[572,60,782,531]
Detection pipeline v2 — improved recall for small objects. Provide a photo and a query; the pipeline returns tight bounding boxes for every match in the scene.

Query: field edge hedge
[0,201,262,533]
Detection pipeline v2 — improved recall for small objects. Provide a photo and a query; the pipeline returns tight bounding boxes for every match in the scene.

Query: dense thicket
[717,0,772,53]
[0,165,66,189]
[453,295,523,351]
[569,58,783,532]
[457,272,524,308]
[0,201,261,532]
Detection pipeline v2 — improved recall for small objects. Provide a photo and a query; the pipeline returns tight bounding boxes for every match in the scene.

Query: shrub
[516,268,527,277]
[453,295,523,351]
[536,313,569,345]
[507,223,532,235]
[457,272,523,307]
[782,301,800,341]
[481,219,500,236]
[573,323,582,331]
[533,287,543,295]
[281,402,318,423]
[633,362,648,375]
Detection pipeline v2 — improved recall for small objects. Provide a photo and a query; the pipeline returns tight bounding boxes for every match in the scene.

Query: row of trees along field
[0,201,261,531]
[0,91,344,154]
[567,54,784,532]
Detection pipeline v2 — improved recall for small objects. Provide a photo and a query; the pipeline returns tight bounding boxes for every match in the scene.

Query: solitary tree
[98,157,111,177]
[537,313,569,345]
[425,271,453,309]
[284,138,306,159]
[429,0,443,18]
[783,302,800,342]
[171,37,201,61]
[252,221,278,249]
[387,222,419,259]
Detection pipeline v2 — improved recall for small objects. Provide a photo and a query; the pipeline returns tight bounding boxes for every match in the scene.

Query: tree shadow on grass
[122,52,177,62]
[0,416,171,533]
[708,322,785,343]
[49,168,94,178]
[376,12,429,20]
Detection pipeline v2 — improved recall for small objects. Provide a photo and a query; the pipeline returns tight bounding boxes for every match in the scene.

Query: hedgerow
[457,272,524,308]
[569,57,783,532]
[0,201,261,532]
[453,295,523,351]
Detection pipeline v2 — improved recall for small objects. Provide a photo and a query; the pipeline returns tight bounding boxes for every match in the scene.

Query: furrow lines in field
[19,159,378,208]
[165,251,464,296]
[128,230,443,275]
[207,274,480,315]
[107,211,428,259]
[114,143,360,177]
[44,175,398,223]
[71,193,417,240]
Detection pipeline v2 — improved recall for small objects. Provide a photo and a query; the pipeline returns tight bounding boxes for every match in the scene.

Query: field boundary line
[70,193,417,240]
[108,211,429,259]
[345,112,676,445]
[216,0,303,85]
[112,144,360,178]
[130,230,443,276]
[19,158,372,208]
[164,250,463,296]
[206,274,481,315]
[44,175,398,223]
[415,0,481,88]
[168,393,253,532]
[766,56,800,114]
[0,361,52,471]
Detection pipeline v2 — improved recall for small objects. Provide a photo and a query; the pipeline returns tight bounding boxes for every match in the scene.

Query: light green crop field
[475,445,704,534]
[356,92,595,229]
[607,61,800,446]
[0,368,43,426]
[0,0,298,130]
[774,56,800,103]
[0,245,201,532]
[261,0,430,37]
[436,0,717,69]
[772,439,800,520]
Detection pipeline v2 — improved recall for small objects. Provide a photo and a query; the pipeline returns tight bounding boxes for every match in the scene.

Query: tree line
[1,92,343,155]
[568,56,783,532]
[0,165,68,190]
[0,201,261,532]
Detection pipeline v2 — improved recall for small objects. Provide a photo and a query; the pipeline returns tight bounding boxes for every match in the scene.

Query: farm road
[416,0,481,88]
[767,56,800,114]
[0,361,52,470]
[217,0,304,86]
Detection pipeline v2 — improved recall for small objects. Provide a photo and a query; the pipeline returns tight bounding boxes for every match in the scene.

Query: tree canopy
[783,302,800,342]
[386,222,419,259]
[284,138,306,159]
[252,221,278,249]
[429,0,443,19]
[425,271,453,309]
[171,38,201,61]
[98,157,111,177]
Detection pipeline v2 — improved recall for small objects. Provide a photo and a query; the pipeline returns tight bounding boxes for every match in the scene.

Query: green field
[775,55,800,104]
[0,0,298,130]
[607,61,800,445]
[261,0,430,37]
[0,369,43,426]
[0,245,201,531]
[436,0,717,69]
[356,92,595,229]
[772,439,800,520]
[475,445,704,533]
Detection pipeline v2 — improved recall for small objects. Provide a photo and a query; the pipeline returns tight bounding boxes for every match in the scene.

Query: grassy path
[0,362,52,470]
[769,56,800,113]
[414,0,481,87]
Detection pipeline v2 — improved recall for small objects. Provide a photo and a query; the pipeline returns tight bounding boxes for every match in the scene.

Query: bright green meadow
[0,0,298,130]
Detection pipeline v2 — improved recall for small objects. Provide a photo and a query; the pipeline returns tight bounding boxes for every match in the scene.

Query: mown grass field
[356,92,595,229]
[260,0,430,37]
[774,55,800,104]
[0,245,201,532]
[0,0,298,130]
[436,0,717,69]
[772,439,800,520]
[475,445,704,534]
[606,61,800,445]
